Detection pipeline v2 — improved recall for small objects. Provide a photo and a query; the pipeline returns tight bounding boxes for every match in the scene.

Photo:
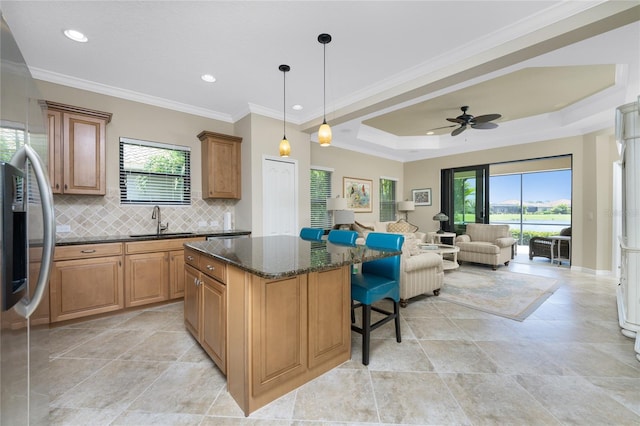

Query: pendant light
[317,33,332,147]
[279,64,291,157]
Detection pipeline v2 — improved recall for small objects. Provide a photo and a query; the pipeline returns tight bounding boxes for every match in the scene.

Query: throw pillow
[387,219,418,234]
[401,234,420,256]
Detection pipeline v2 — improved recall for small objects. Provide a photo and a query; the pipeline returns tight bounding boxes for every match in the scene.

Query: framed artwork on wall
[343,177,372,212]
[412,188,432,206]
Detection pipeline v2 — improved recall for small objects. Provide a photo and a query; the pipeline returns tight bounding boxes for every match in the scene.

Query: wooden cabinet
[198,131,242,199]
[184,248,227,372]
[124,237,204,308]
[44,101,112,195]
[124,251,169,307]
[169,250,186,299]
[49,243,124,323]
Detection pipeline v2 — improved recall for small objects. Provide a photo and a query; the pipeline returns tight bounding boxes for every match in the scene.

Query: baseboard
[570,265,616,276]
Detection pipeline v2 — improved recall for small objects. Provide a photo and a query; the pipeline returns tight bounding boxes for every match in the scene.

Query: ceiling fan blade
[428,124,457,131]
[451,125,467,136]
[472,113,501,124]
[446,118,465,124]
[471,122,498,130]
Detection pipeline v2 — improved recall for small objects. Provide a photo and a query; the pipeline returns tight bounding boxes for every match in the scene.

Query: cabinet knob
[186,256,194,261]
[193,277,199,286]
[64,184,67,190]
[55,183,60,189]
[206,265,215,271]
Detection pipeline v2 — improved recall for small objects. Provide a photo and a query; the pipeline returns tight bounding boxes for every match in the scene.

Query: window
[119,137,191,205]
[379,178,397,222]
[310,168,332,229]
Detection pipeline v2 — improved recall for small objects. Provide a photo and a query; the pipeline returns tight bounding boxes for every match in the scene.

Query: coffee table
[419,243,460,270]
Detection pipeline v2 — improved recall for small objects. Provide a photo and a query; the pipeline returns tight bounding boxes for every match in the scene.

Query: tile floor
[49,253,640,425]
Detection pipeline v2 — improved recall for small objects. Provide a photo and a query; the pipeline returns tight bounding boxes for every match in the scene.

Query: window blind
[379,178,396,222]
[119,137,191,205]
[310,168,332,229]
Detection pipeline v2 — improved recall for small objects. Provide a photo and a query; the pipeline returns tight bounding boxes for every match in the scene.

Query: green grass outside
[489,213,571,222]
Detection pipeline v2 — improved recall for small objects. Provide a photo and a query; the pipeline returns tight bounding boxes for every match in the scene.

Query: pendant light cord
[323,42,326,122]
[283,68,286,137]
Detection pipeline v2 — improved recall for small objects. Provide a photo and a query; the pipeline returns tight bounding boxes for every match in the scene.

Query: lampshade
[279,64,290,157]
[318,121,332,146]
[397,201,415,212]
[279,137,290,157]
[317,33,332,147]
[433,212,449,221]
[334,209,355,225]
[326,197,348,211]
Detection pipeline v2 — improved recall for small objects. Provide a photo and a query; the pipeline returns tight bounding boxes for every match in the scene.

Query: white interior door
[263,157,298,236]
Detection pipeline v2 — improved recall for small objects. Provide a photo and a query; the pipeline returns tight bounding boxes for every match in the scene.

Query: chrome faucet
[151,205,168,235]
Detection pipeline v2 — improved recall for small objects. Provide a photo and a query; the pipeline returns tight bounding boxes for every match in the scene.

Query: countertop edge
[52,230,252,246]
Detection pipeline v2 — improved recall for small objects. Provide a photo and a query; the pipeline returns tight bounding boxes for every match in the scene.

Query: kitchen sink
[129,232,194,238]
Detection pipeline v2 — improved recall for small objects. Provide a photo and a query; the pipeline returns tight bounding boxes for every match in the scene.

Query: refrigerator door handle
[11,145,55,319]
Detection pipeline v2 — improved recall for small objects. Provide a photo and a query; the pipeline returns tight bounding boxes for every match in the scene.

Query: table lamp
[433,212,449,234]
[397,200,415,221]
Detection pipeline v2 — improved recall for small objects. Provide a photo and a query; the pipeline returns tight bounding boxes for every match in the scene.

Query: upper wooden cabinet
[44,101,112,195]
[198,131,242,199]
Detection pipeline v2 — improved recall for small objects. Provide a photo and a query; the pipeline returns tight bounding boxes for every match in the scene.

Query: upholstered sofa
[350,221,442,306]
[455,223,516,270]
[529,227,571,261]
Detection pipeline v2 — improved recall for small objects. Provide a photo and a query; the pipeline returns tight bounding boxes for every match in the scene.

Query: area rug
[439,266,561,321]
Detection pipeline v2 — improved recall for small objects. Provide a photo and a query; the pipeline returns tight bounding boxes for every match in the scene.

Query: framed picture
[343,177,373,212]
[412,188,432,206]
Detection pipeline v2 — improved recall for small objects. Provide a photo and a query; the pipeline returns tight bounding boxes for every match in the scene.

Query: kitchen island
[183,235,400,416]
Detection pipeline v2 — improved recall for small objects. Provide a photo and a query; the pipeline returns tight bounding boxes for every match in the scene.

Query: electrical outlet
[56,224,71,233]
[210,220,219,227]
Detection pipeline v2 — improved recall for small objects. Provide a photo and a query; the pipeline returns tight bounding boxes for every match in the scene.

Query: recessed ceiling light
[292,104,303,111]
[201,74,216,83]
[63,29,88,43]
[426,131,435,135]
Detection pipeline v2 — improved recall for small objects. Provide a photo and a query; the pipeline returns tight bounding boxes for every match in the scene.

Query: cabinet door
[124,251,169,307]
[50,256,124,323]
[62,112,106,195]
[251,275,308,396]
[169,250,186,299]
[184,265,201,338]
[201,275,226,372]
[47,109,63,194]
[199,131,242,199]
[307,267,351,369]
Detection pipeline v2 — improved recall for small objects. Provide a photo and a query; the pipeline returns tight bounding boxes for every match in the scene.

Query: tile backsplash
[54,187,236,238]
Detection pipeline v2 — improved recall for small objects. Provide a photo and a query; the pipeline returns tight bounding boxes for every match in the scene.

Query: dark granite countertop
[52,229,251,246]
[185,235,401,279]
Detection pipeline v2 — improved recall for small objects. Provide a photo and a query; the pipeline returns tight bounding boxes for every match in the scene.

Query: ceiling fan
[437,106,502,136]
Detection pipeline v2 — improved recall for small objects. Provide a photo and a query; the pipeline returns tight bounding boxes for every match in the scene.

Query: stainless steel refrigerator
[1,13,55,425]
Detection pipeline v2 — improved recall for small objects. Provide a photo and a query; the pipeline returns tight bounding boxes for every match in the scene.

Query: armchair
[455,223,515,270]
[529,227,571,261]
[398,234,444,307]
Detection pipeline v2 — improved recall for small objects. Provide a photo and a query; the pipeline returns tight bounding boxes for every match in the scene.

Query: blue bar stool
[327,229,358,246]
[299,227,324,241]
[350,232,404,365]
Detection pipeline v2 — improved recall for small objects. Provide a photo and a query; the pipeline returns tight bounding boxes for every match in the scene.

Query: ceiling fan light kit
[446,105,502,136]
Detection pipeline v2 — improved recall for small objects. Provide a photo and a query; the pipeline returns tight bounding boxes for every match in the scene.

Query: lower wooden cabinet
[184,264,201,337]
[201,274,226,370]
[184,250,227,373]
[50,255,124,322]
[124,251,169,307]
[169,250,186,299]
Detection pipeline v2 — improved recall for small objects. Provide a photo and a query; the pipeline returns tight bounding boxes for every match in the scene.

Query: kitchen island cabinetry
[49,243,124,323]
[184,236,398,415]
[198,131,242,199]
[125,237,205,307]
[184,248,227,372]
[44,101,112,195]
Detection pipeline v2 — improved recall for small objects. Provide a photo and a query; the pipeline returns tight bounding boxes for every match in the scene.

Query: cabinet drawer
[199,256,226,283]
[184,249,200,268]
[54,243,123,260]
